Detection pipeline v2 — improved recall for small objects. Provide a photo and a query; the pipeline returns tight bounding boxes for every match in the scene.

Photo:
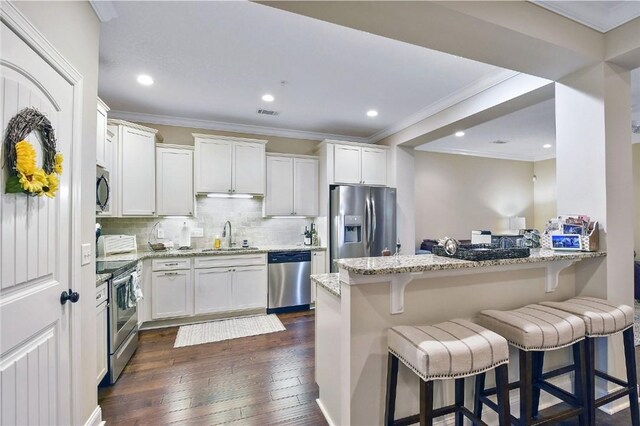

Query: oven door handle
[112,275,131,288]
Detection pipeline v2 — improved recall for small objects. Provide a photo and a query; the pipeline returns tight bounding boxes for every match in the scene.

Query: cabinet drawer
[96,283,107,307]
[194,254,266,269]
[152,258,191,271]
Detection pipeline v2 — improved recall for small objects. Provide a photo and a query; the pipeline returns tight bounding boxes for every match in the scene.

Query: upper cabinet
[194,134,266,195]
[265,154,318,217]
[108,120,158,216]
[96,98,110,169]
[156,145,194,216]
[332,142,388,186]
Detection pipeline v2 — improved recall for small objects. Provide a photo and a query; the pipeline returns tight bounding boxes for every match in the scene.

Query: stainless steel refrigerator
[330,185,397,272]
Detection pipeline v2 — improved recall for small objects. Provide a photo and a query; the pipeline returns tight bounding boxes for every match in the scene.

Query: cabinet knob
[232,189,235,193]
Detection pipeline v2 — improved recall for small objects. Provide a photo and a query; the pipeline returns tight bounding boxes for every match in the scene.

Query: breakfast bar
[312,249,606,426]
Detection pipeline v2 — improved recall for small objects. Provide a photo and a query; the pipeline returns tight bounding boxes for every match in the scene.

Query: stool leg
[531,351,544,418]
[495,364,511,426]
[384,353,399,426]
[473,372,486,420]
[584,337,596,426]
[420,380,434,426]
[573,339,587,426]
[455,378,464,426]
[623,328,640,426]
[519,350,533,426]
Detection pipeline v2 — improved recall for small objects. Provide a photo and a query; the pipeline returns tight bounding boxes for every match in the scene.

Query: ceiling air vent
[490,140,508,145]
[257,109,279,116]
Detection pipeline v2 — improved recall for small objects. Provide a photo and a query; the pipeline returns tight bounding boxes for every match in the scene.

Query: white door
[195,139,232,193]
[95,301,108,385]
[232,266,267,310]
[156,147,193,216]
[194,268,232,314]
[120,127,156,215]
[293,158,318,217]
[151,270,193,319]
[1,16,77,425]
[333,145,362,184]
[265,156,293,216]
[361,147,387,186]
[233,142,265,194]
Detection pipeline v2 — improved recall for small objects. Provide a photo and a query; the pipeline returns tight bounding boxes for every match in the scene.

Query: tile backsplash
[98,197,315,250]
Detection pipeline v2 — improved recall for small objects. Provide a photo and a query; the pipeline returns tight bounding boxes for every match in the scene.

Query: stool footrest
[394,404,490,426]
[594,370,629,388]
[535,380,579,406]
[595,387,632,408]
[541,364,574,380]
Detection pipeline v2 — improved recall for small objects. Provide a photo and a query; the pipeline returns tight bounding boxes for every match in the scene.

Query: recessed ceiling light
[366,110,378,117]
[136,74,154,86]
[543,144,552,149]
[455,131,465,137]
[262,94,274,102]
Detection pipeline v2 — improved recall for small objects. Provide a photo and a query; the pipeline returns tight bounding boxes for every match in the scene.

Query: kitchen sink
[201,247,260,252]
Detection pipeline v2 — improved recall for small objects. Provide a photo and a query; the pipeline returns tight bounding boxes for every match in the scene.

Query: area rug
[174,314,286,348]
[635,300,640,346]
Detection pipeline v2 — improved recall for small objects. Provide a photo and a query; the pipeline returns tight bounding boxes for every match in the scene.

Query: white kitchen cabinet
[108,120,158,216]
[95,282,108,385]
[265,154,318,217]
[194,134,266,195]
[332,142,388,186]
[151,270,193,319]
[194,268,232,315]
[156,145,194,216]
[232,266,268,310]
[310,251,327,304]
[96,98,109,168]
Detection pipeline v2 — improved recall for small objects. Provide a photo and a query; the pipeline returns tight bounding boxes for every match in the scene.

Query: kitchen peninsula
[312,249,606,426]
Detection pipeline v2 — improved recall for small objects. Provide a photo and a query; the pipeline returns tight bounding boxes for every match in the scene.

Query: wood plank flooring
[99,311,639,425]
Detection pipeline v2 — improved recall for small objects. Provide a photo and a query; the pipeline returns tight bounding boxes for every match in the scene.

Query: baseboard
[83,405,104,426]
[316,398,337,426]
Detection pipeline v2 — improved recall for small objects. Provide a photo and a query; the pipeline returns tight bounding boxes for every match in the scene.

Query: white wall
[13,1,100,423]
[414,151,535,243]
[533,158,557,231]
[635,143,640,257]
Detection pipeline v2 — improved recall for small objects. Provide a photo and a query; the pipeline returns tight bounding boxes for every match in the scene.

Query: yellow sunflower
[18,168,47,194]
[15,140,37,175]
[54,152,63,175]
[41,173,59,198]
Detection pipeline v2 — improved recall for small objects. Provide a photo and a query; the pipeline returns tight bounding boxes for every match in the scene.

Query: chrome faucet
[222,221,232,248]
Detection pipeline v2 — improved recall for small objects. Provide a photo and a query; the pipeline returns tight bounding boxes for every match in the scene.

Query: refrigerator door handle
[371,196,377,248]
[364,196,371,251]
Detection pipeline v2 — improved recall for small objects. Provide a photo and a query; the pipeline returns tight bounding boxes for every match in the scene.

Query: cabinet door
[156,148,194,216]
[232,266,267,310]
[233,142,265,194]
[293,158,318,216]
[310,251,326,304]
[194,268,232,314]
[96,103,107,168]
[121,127,156,215]
[265,156,294,216]
[334,145,362,184]
[152,270,193,319]
[95,302,108,384]
[361,147,387,186]
[195,139,232,193]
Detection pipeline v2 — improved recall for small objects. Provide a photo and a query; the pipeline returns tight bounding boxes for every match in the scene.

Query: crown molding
[367,70,520,143]
[90,1,118,23]
[532,1,640,33]
[108,110,369,144]
[415,145,557,163]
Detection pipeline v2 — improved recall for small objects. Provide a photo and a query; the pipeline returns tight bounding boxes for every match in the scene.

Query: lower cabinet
[311,251,327,304]
[95,297,108,385]
[152,270,193,319]
[194,265,267,314]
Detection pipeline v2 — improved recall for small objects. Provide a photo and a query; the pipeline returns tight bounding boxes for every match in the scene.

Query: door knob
[60,289,80,305]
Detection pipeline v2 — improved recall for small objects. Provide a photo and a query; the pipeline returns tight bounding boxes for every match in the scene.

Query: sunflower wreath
[3,107,63,198]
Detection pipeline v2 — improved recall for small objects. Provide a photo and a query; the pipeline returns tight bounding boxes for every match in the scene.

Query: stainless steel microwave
[96,166,110,214]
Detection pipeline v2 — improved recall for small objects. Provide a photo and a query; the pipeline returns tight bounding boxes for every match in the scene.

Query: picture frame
[562,224,583,235]
[551,234,582,251]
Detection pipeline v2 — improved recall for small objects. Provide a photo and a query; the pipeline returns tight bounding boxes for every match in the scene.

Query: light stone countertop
[311,273,340,298]
[334,249,606,275]
[96,273,111,286]
[97,245,326,262]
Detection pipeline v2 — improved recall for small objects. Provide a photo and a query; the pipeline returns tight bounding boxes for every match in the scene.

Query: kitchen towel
[174,314,285,348]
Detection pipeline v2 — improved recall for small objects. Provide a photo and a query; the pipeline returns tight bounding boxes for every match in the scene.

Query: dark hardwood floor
[99,312,639,425]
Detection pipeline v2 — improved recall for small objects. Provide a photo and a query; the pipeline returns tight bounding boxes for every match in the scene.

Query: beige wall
[533,158,557,231]
[14,1,100,423]
[134,122,321,156]
[414,151,534,242]
[634,143,640,256]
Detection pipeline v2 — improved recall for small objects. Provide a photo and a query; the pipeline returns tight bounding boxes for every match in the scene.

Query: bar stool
[541,297,639,426]
[385,319,511,426]
[476,304,587,426]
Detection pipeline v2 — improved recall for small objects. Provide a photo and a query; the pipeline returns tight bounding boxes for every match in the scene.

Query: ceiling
[531,1,640,32]
[96,1,640,159]
[97,1,507,143]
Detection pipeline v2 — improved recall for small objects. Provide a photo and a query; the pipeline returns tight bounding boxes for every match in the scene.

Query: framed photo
[562,224,583,235]
[551,234,582,251]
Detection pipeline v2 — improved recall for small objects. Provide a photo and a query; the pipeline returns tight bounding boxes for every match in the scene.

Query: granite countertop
[311,273,340,298]
[334,249,606,275]
[97,245,326,262]
[96,273,111,286]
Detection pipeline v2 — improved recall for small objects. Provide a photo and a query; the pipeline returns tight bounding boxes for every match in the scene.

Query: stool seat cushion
[477,304,585,351]
[540,297,634,336]
[387,319,509,381]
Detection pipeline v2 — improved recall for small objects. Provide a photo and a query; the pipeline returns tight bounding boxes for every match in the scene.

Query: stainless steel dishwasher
[267,251,311,312]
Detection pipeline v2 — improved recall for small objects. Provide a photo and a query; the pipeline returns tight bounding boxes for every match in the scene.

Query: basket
[432,244,530,261]
[541,221,599,252]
